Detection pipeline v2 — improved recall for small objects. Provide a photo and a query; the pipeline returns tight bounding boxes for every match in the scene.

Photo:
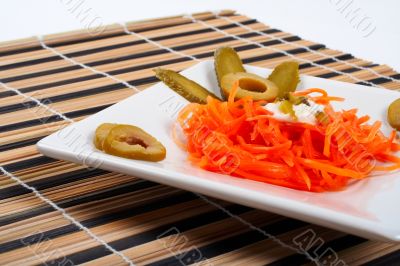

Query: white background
[1,0,400,71]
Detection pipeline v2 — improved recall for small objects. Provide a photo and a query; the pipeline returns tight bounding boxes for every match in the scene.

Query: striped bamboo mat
[1,10,400,266]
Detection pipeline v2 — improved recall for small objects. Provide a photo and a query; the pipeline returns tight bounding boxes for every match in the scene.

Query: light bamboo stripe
[195,226,345,266]
[0,196,226,265]
[0,166,136,266]
[1,186,183,244]
[0,173,141,216]
[84,211,280,266]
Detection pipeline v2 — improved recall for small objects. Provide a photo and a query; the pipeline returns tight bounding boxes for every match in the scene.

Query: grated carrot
[177,86,400,192]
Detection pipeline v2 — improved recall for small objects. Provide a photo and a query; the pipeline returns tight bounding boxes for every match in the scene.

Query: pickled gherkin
[154,68,219,104]
[221,72,278,101]
[279,100,296,120]
[214,47,246,98]
[267,61,300,98]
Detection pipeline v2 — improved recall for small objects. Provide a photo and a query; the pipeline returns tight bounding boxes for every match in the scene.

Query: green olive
[94,123,116,150]
[220,72,278,101]
[154,68,219,104]
[388,98,400,130]
[101,124,166,162]
[214,47,246,98]
[267,61,300,98]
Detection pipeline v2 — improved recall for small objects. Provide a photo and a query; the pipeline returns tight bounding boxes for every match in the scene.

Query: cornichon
[388,98,400,130]
[95,123,166,162]
[279,100,296,120]
[221,72,278,101]
[214,47,246,98]
[267,61,300,98]
[154,68,219,104]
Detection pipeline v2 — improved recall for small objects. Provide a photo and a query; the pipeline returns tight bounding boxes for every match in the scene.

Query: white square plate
[38,60,400,242]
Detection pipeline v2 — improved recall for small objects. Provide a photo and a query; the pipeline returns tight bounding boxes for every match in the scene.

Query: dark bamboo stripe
[0,90,17,98]
[0,46,42,57]
[148,219,308,266]
[0,42,322,117]
[84,29,268,68]
[0,41,147,83]
[0,205,55,227]
[0,37,304,113]
[356,73,400,86]
[67,40,147,58]
[48,204,252,265]
[364,250,400,266]
[298,54,354,69]
[0,104,112,133]
[0,55,64,71]
[0,19,257,72]
[3,56,188,97]
[0,66,81,88]
[267,235,366,266]
[0,49,166,72]
[0,180,158,226]
[173,34,300,52]
[0,34,300,98]
[0,136,42,152]
[324,68,400,82]
[16,72,103,94]
[317,66,360,79]
[0,168,109,199]
[2,156,57,172]
[150,20,262,42]
[0,14,200,56]
[0,13,243,57]
[241,44,325,64]
[0,100,37,114]
[0,82,120,115]
[0,23,262,83]
[50,12,236,48]
[0,38,324,117]
[0,192,199,253]
[50,31,143,48]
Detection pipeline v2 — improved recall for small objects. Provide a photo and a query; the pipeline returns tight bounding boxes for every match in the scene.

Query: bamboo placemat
[1,10,400,266]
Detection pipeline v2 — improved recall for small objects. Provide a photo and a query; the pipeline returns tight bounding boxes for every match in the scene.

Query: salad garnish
[176,82,400,192]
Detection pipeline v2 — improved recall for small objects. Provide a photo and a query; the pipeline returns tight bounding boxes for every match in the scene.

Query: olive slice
[94,123,116,150]
[388,98,400,130]
[220,72,278,101]
[154,68,219,104]
[102,125,166,162]
[214,47,246,98]
[267,61,300,98]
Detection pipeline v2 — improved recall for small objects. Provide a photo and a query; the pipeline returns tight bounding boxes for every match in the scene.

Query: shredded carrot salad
[177,83,400,192]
